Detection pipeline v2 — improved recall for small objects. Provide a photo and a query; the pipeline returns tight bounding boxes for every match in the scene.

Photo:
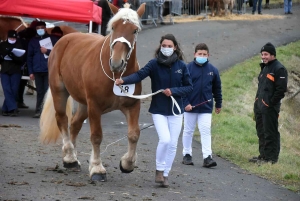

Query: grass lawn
[194,40,300,192]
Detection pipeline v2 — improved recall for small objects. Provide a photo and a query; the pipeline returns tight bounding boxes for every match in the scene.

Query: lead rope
[99,34,181,116]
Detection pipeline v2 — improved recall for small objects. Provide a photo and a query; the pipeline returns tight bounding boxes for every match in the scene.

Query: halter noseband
[109,31,138,73]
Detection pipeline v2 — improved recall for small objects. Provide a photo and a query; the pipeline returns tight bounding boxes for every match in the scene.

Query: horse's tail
[39,89,73,144]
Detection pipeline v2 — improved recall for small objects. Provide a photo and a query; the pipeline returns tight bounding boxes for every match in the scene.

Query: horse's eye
[133,29,138,34]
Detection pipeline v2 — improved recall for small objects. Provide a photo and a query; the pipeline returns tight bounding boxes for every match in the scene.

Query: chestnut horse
[0,16,27,41]
[208,0,224,17]
[0,15,78,42]
[39,3,146,182]
[46,25,78,35]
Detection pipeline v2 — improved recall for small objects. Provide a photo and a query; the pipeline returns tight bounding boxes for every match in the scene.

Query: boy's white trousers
[182,113,212,159]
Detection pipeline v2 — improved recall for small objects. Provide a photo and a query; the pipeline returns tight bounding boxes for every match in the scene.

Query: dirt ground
[1,5,300,201]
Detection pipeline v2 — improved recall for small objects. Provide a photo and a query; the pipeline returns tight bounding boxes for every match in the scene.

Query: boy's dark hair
[195,43,209,53]
[36,21,46,27]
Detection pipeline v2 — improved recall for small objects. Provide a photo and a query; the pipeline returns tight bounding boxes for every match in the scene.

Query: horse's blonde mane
[107,8,141,32]
[0,15,28,28]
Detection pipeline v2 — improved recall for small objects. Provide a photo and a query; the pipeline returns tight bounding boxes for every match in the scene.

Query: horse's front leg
[88,106,107,182]
[120,102,141,173]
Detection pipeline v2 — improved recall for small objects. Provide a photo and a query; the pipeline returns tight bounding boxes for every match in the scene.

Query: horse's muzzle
[109,58,126,72]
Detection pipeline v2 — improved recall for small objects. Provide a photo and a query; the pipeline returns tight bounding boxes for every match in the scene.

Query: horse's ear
[108,1,119,15]
[136,3,146,18]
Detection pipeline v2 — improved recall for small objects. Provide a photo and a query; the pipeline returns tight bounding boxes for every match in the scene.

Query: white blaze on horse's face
[109,30,137,73]
[109,20,139,73]
[107,6,142,73]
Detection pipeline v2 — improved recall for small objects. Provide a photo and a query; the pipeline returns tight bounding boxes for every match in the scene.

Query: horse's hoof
[119,161,134,173]
[63,161,81,171]
[91,173,107,182]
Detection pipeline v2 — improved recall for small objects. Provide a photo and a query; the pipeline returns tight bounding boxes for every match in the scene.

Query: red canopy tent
[0,0,102,24]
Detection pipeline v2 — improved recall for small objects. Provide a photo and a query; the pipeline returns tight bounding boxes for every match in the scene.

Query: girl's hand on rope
[115,79,124,86]
[163,88,172,97]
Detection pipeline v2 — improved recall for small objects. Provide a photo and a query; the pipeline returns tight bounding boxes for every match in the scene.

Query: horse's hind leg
[70,103,88,147]
[67,103,88,171]
[51,86,80,170]
[120,103,141,173]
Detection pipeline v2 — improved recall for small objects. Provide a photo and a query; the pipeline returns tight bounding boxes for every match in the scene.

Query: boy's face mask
[195,57,208,64]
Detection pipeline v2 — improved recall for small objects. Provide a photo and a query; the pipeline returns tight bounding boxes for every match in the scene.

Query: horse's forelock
[107,8,141,33]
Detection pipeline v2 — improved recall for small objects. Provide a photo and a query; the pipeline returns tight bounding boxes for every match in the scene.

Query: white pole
[89,21,93,33]
[98,24,101,34]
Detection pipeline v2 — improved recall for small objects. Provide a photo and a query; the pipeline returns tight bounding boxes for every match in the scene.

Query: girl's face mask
[160,47,174,57]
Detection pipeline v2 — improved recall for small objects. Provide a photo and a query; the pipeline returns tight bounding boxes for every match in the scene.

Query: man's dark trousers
[34,72,48,114]
[255,107,280,162]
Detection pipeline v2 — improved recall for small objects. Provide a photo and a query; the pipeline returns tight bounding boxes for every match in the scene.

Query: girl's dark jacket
[0,40,25,74]
[122,58,193,116]
[254,59,288,113]
[183,60,222,113]
[27,33,58,75]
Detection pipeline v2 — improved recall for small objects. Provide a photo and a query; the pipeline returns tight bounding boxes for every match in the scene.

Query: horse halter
[109,30,138,75]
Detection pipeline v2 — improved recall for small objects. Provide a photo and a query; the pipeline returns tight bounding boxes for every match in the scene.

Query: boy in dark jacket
[182,43,222,168]
[27,21,59,118]
[0,30,26,116]
[250,42,288,164]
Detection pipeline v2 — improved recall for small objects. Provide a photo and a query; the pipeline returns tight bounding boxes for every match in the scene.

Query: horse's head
[107,2,145,73]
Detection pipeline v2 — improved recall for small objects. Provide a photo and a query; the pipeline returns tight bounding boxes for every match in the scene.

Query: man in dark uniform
[250,42,288,164]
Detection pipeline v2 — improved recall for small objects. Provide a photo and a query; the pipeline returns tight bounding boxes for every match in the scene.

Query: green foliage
[195,41,300,192]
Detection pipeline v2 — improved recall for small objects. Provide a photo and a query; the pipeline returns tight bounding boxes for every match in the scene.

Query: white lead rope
[117,86,181,116]
[99,34,181,116]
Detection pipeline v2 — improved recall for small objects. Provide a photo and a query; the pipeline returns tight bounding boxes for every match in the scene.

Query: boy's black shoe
[203,155,217,168]
[182,154,194,165]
